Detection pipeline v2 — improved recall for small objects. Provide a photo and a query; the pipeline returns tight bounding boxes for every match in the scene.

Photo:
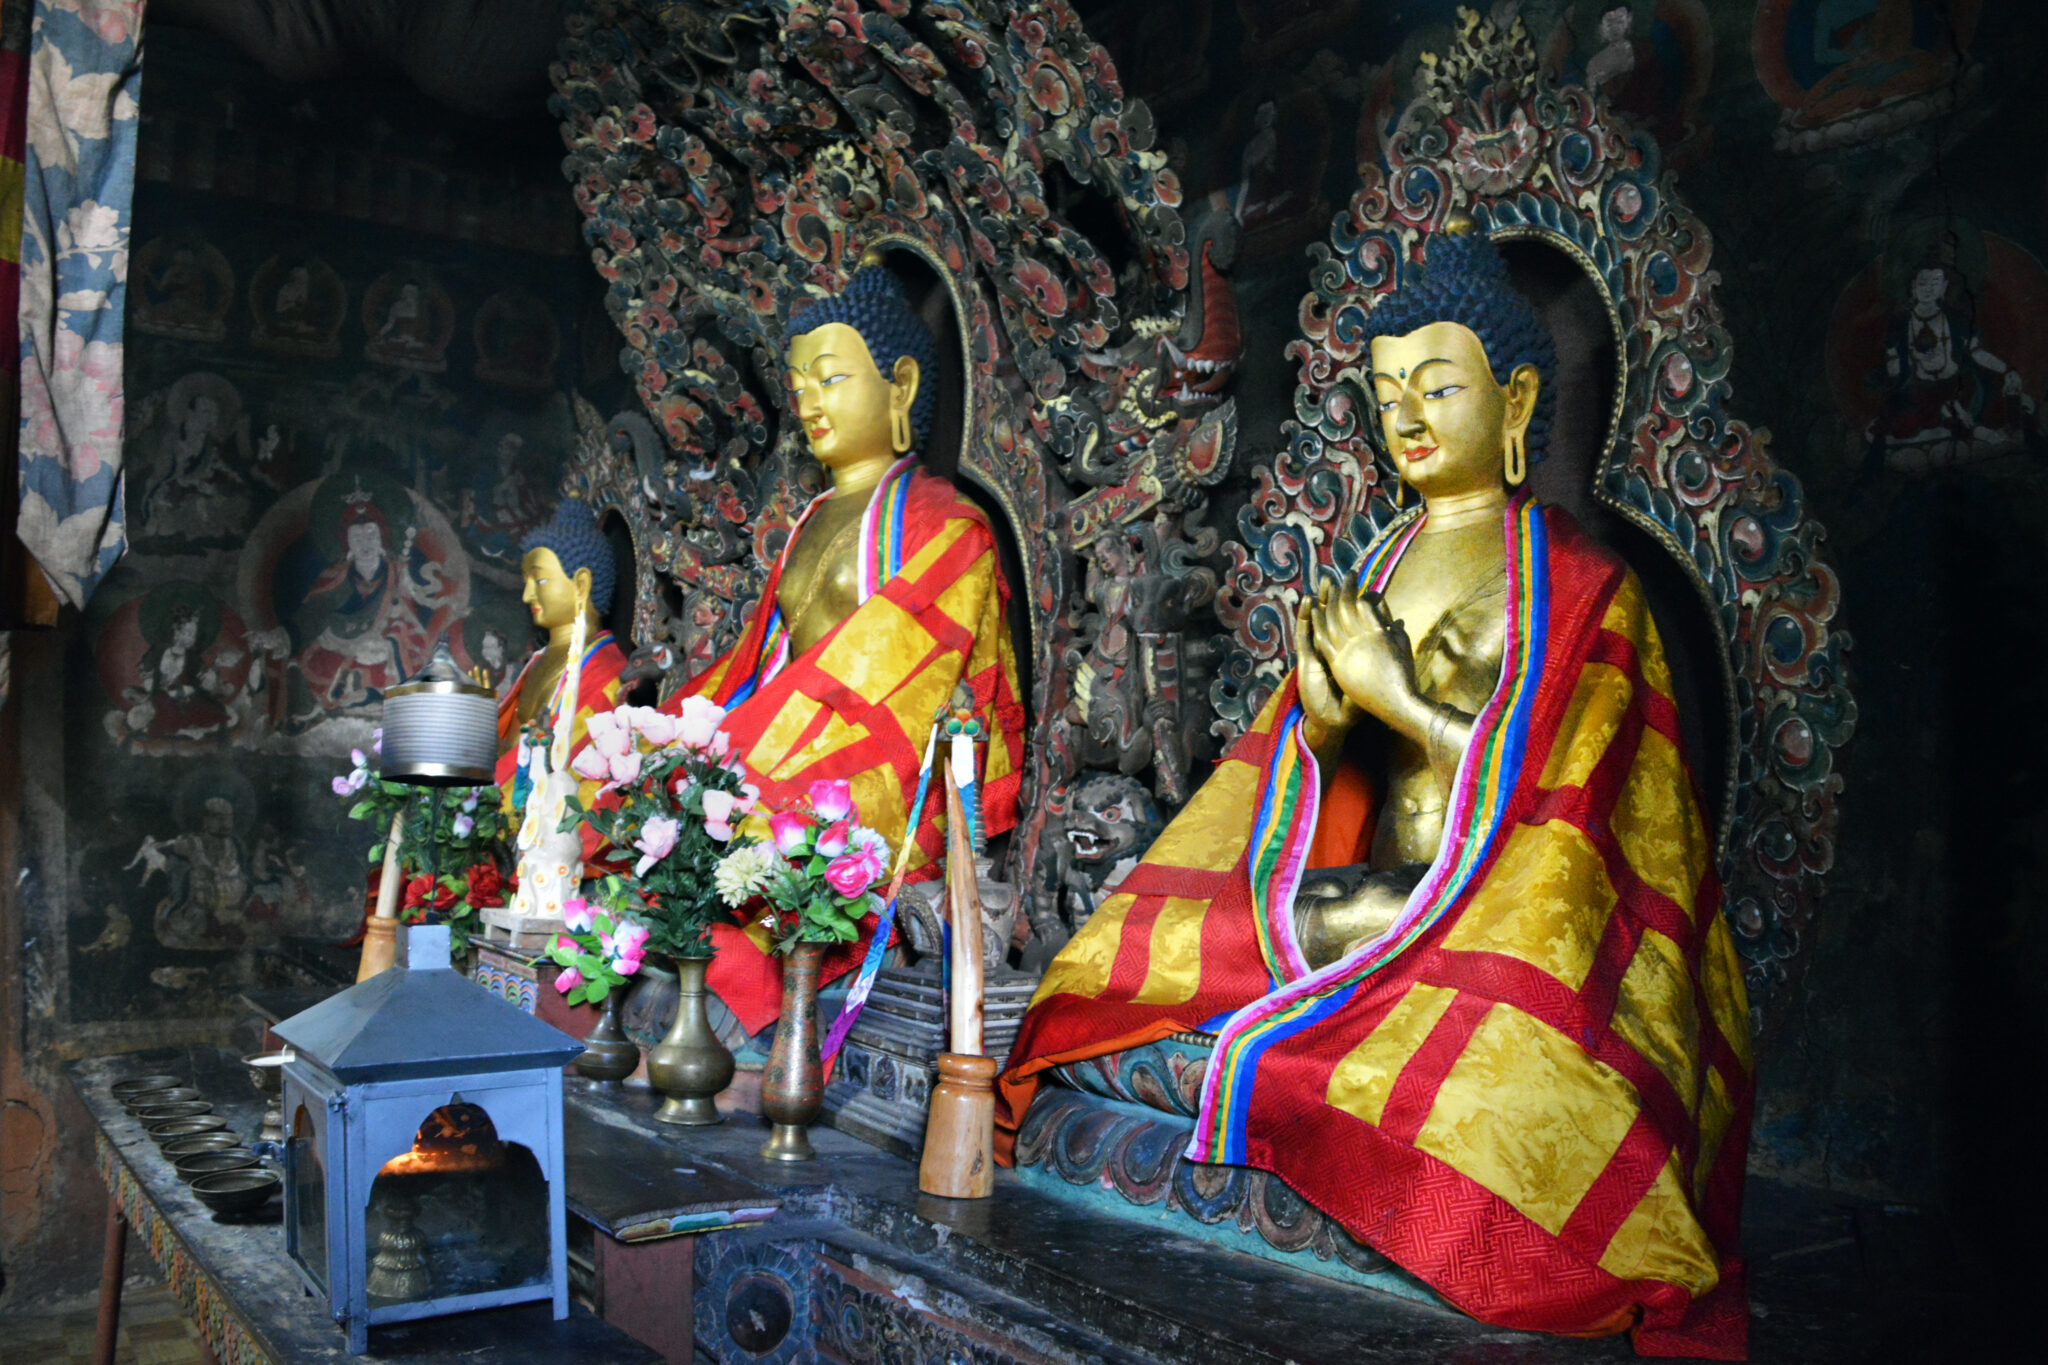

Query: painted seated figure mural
[664,265,1026,1034]
[1001,222,1753,1350]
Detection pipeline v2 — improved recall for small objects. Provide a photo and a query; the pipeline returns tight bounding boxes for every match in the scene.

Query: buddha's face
[1369,320,1537,499]
[785,322,918,473]
[522,547,591,630]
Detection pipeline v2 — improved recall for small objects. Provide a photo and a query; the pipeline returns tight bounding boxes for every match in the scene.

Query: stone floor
[4,1283,206,1365]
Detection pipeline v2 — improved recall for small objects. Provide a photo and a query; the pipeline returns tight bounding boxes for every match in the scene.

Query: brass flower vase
[645,955,733,1125]
[574,989,640,1086]
[760,941,825,1161]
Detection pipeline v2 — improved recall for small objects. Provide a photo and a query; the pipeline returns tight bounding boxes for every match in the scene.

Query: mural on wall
[131,235,235,343]
[95,582,281,755]
[362,265,457,373]
[1538,0,1714,167]
[1753,0,1982,153]
[249,251,348,359]
[1217,84,1330,261]
[131,371,256,544]
[1826,220,2047,477]
[239,468,473,739]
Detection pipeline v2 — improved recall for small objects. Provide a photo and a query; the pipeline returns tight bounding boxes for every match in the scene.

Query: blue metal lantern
[275,924,582,1353]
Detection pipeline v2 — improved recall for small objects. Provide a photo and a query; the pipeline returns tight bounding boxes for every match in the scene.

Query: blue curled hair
[787,266,940,447]
[1362,227,1556,467]
[520,497,616,614]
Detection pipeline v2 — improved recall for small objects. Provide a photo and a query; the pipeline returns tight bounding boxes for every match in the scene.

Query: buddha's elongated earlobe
[1504,430,1526,486]
[891,405,913,453]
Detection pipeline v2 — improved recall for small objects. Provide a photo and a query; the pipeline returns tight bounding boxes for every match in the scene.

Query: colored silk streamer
[819,723,942,1075]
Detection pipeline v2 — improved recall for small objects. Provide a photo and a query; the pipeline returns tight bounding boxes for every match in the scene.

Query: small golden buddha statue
[663,262,1026,1034]
[493,498,628,858]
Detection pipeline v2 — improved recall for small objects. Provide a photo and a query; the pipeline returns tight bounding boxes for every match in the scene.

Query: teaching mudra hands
[1295,578,1417,741]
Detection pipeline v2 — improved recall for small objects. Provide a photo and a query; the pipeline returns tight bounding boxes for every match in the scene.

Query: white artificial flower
[712,841,779,907]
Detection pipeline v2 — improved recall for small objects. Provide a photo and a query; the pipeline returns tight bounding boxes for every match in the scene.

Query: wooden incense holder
[357,813,405,982]
[918,1053,997,1198]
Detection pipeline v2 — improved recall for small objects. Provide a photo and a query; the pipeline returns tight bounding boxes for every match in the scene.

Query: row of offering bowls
[111,1058,286,1217]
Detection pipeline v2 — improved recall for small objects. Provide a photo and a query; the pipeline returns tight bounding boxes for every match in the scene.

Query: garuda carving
[551,0,1242,946]
[1211,6,1854,1028]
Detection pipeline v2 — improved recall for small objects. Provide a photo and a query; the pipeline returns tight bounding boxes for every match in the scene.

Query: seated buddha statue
[1002,221,1754,1353]
[494,497,629,866]
[665,264,1026,1034]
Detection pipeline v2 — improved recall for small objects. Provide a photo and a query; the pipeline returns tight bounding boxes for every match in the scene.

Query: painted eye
[819,373,848,386]
[1377,398,1399,413]
[1426,384,1464,400]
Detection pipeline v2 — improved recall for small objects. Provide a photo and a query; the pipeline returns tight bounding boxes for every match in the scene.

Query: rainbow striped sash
[1190,494,1551,1164]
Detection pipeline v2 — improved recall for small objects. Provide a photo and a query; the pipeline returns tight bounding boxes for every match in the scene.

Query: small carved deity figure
[1005,220,1753,1347]
[493,497,629,862]
[662,263,1026,1034]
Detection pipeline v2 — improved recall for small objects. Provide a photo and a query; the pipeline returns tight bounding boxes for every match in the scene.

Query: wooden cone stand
[357,812,405,982]
[917,768,996,1199]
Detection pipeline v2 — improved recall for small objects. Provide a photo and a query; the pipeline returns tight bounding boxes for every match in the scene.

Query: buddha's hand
[1311,584,1420,729]
[1295,588,1361,749]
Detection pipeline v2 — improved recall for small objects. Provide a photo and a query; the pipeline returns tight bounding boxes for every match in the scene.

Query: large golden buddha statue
[665,264,1025,1033]
[1003,222,1753,1353]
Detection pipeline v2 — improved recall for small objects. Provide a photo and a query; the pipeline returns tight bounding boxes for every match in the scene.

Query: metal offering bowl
[148,1116,230,1143]
[243,1050,289,1095]
[190,1169,280,1216]
[123,1085,204,1110]
[174,1150,259,1182]
[112,1074,183,1099]
[162,1133,244,1159]
[134,1101,213,1123]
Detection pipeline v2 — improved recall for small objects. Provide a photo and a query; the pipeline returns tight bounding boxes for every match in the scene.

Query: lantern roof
[275,925,582,1082]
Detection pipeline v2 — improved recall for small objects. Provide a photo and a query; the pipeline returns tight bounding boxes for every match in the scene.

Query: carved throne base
[821,961,1038,1157]
[1014,1043,1442,1308]
[477,905,569,953]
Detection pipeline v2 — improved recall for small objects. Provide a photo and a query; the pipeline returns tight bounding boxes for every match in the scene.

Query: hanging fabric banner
[14,0,145,607]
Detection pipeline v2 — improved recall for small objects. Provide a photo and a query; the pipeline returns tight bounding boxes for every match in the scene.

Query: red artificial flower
[464,862,507,910]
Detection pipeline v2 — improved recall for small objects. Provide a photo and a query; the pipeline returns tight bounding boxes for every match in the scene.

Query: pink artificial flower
[628,706,680,747]
[554,966,585,994]
[608,949,645,978]
[815,818,854,858]
[330,774,355,796]
[633,816,681,877]
[563,898,596,933]
[825,848,883,899]
[809,779,854,823]
[551,933,580,960]
[675,694,727,751]
[702,788,745,841]
[570,746,612,783]
[584,711,634,759]
[613,920,652,958]
[609,749,644,786]
[769,810,814,856]
[350,748,367,768]
[709,730,733,760]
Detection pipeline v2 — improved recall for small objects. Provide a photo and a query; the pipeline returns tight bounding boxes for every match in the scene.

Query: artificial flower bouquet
[713,778,890,953]
[336,732,511,949]
[543,879,652,1006]
[562,697,757,959]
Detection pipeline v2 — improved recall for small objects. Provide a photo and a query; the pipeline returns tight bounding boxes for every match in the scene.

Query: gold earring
[891,407,912,453]
[1504,431,1527,486]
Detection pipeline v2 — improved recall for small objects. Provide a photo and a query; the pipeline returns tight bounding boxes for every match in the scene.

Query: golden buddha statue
[1004,220,1753,1348]
[493,498,628,863]
[664,263,1025,1034]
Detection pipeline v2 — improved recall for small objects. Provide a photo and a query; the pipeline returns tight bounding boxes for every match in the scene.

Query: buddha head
[1363,217,1555,499]
[784,266,939,478]
[520,497,616,633]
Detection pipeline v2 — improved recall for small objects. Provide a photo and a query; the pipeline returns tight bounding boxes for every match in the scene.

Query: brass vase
[760,942,825,1161]
[574,989,640,1085]
[645,955,733,1125]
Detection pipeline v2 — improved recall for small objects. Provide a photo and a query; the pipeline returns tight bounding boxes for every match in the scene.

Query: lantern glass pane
[289,1103,328,1293]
